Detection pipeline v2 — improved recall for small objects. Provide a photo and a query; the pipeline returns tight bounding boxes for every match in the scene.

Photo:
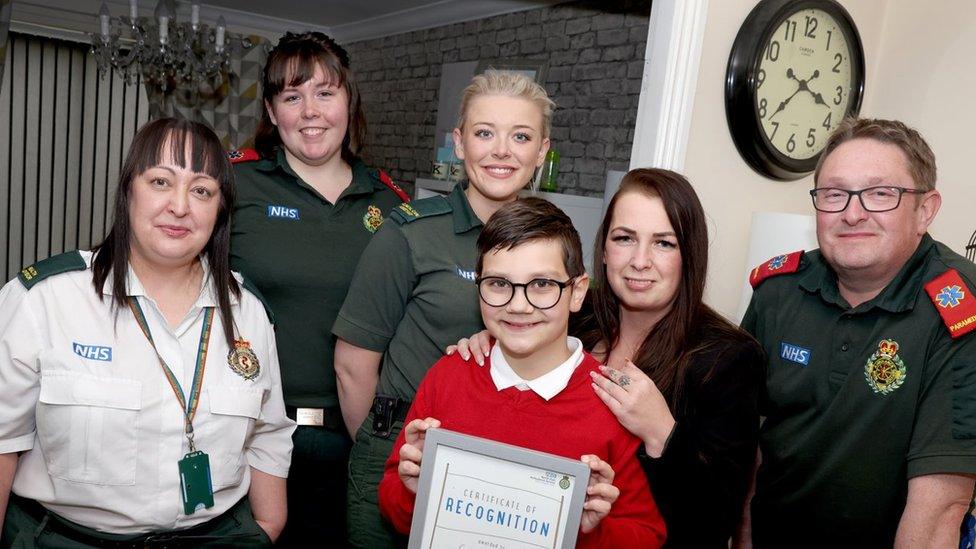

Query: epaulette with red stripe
[749,250,804,289]
[377,169,410,203]
[924,268,976,338]
[228,148,259,164]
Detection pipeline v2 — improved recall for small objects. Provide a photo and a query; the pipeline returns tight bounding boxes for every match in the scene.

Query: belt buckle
[296,407,325,427]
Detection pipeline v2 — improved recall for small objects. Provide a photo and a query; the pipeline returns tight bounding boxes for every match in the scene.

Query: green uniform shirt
[230,148,404,408]
[332,183,485,401]
[742,234,976,547]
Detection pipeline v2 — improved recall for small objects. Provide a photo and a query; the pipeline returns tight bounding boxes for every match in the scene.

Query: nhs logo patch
[779,342,811,366]
[455,265,476,282]
[267,205,300,220]
[73,342,112,362]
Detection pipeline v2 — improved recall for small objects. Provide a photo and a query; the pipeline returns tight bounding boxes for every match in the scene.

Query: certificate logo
[559,475,570,490]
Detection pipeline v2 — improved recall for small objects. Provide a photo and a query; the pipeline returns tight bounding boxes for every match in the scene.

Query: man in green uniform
[742,118,976,547]
[332,184,486,548]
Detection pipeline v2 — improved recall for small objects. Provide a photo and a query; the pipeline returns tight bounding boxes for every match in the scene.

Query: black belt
[370,395,412,439]
[284,405,343,431]
[10,494,257,548]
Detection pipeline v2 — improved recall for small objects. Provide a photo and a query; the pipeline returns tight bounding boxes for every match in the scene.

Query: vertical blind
[0,32,149,281]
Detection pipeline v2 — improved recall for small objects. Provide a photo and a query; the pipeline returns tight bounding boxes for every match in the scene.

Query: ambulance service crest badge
[864,339,906,395]
[228,339,260,380]
[363,205,384,233]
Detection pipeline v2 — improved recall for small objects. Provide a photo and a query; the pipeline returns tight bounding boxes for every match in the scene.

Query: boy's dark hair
[476,197,584,278]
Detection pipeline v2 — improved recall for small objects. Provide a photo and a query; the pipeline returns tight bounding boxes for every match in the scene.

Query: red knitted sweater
[378,350,667,547]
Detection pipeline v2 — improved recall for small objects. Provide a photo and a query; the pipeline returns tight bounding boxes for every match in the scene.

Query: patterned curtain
[147,32,269,150]
[0,0,11,84]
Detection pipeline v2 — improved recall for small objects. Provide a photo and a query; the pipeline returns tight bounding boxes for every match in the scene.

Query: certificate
[408,428,589,549]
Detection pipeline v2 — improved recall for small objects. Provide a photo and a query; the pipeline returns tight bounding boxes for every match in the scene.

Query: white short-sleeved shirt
[0,251,295,534]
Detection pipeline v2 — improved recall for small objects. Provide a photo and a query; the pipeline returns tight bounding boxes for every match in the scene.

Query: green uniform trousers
[347,411,407,548]
[2,496,271,548]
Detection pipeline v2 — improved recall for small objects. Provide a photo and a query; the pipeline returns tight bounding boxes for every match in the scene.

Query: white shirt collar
[489,337,585,401]
[99,254,231,308]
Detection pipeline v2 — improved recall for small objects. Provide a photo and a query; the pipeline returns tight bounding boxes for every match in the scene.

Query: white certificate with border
[408,428,589,549]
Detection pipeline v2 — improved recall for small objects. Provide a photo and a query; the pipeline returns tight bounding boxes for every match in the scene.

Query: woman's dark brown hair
[581,168,752,408]
[254,31,365,163]
[92,117,240,347]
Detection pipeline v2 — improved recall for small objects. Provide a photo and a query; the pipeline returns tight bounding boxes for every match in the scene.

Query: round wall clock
[726,0,865,180]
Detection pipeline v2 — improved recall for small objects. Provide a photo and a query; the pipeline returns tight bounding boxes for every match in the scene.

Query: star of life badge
[228,338,260,380]
[864,339,906,395]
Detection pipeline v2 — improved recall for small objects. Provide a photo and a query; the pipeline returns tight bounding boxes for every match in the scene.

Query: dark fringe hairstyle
[578,168,756,409]
[254,31,365,163]
[91,117,240,347]
[476,197,584,279]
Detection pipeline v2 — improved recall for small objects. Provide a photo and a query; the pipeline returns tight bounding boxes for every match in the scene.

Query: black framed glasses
[475,276,575,310]
[809,186,927,213]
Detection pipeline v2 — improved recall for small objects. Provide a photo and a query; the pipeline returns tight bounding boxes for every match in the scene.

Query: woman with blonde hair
[333,71,553,547]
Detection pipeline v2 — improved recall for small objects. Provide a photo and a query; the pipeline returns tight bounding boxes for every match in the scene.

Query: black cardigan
[639,333,764,548]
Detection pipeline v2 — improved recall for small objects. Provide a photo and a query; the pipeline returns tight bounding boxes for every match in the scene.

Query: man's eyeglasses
[475,276,575,310]
[809,186,927,213]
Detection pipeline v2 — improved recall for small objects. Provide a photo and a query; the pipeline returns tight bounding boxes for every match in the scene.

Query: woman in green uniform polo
[332,71,554,548]
[228,32,408,547]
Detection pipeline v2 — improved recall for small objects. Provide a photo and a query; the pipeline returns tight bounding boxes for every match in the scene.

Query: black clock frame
[725,0,865,181]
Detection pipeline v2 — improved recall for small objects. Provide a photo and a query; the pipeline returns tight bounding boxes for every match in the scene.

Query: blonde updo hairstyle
[457,71,555,138]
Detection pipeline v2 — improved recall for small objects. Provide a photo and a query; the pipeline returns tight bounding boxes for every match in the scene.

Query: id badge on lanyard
[129,298,216,515]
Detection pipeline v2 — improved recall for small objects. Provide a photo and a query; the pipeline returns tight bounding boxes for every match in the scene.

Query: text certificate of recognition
[408,428,589,549]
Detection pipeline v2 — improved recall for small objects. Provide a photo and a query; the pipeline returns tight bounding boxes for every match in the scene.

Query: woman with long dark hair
[0,118,293,546]
[452,168,764,547]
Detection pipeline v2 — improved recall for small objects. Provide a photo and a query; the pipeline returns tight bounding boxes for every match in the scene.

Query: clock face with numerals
[726,0,864,180]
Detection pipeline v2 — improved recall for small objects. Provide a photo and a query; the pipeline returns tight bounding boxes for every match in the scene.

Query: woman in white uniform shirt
[0,118,294,547]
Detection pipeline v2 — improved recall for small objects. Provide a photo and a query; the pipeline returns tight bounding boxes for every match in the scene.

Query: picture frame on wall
[474,58,549,83]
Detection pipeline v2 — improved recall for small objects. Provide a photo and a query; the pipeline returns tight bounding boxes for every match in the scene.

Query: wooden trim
[630,0,709,172]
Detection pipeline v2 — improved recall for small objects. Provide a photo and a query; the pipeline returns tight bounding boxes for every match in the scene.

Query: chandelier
[90,0,255,91]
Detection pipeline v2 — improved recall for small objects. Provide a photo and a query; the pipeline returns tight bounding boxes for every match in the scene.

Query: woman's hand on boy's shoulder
[398,417,441,494]
[580,454,619,534]
[445,330,492,366]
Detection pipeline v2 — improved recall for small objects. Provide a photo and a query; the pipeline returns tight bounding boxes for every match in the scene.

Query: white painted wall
[865,0,976,257]
[634,0,898,318]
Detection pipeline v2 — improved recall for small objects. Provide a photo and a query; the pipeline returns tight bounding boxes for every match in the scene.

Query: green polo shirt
[742,234,976,547]
[332,183,485,401]
[230,148,405,409]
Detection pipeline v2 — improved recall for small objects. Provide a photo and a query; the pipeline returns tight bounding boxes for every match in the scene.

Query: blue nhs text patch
[73,342,112,361]
[780,342,811,366]
[267,205,300,220]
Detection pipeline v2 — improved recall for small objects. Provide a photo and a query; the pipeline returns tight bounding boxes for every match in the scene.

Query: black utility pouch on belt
[371,395,410,439]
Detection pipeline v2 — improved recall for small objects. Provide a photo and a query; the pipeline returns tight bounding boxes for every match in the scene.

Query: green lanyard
[127,297,214,452]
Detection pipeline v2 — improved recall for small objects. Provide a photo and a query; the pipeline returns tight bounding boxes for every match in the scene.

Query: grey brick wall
[345,0,651,197]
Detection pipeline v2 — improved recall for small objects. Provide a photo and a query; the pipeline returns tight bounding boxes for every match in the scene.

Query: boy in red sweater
[378,197,666,547]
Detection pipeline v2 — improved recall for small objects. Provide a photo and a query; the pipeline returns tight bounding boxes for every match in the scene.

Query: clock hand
[802,70,831,108]
[769,68,801,120]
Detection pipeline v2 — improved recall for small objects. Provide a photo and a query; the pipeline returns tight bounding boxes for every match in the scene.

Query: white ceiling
[187,0,560,42]
[10,0,560,45]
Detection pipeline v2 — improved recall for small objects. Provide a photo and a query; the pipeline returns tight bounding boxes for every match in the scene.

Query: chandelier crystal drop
[90,0,254,91]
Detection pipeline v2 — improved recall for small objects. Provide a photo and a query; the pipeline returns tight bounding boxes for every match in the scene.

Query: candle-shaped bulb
[190,1,200,30]
[157,1,169,45]
[99,2,112,39]
[215,16,226,52]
